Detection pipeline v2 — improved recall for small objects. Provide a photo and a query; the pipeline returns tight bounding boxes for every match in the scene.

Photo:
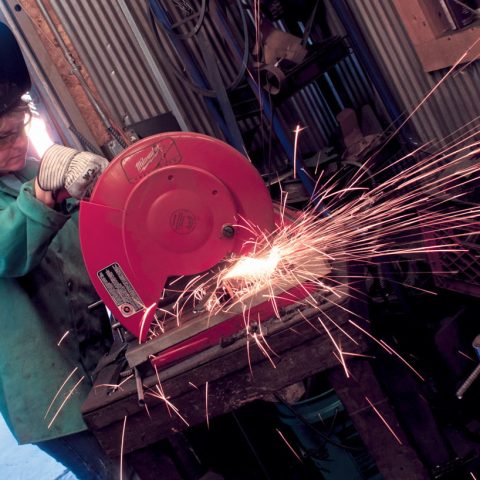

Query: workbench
[82,274,358,451]
[82,269,427,479]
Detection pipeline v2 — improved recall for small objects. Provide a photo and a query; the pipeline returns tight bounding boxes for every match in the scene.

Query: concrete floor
[0,415,76,480]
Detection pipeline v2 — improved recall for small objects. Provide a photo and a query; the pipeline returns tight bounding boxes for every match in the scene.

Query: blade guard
[79,133,275,341]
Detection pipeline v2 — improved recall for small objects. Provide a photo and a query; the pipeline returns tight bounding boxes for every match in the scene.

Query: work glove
[38,144,109,199]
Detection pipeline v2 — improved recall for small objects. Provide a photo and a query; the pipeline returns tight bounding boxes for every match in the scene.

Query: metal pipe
[456,363,480,399]
[456,335,480,399]
[87,299,104,310]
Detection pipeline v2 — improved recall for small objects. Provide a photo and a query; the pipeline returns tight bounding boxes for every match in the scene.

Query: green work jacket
[0,160,112,444]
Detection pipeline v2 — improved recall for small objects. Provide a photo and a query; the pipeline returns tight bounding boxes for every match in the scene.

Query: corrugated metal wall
[49,0,219,137]
[41,1,378,168]
[330,0,480,145]
[14,0,463,167]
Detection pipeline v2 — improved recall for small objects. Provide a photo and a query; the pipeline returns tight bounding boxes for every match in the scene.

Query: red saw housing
[80,132,276,341]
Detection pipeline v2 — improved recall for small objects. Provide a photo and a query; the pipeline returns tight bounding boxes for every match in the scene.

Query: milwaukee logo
[121,138,182,184]
[136,144,161,173]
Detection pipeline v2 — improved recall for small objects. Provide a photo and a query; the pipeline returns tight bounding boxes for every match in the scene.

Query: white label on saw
[97,263,143,317]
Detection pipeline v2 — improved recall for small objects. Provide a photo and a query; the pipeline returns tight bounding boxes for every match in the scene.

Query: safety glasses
[0,104,32,149]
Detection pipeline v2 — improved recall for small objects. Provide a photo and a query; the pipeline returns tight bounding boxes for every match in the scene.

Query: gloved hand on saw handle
[36,144,108,202]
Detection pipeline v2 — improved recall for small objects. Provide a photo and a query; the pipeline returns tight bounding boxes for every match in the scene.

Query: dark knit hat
[0,22,31,115]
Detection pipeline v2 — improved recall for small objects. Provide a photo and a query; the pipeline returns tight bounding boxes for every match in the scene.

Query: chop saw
[80,132,325,371]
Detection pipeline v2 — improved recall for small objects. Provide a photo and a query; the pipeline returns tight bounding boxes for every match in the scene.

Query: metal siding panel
[52,0,165,121]
[141,2,375,159]
[26,0,383,161]
[352,0,442,142]
[299,86,331,144]
[129,3,220,136]
[50,0,218,136]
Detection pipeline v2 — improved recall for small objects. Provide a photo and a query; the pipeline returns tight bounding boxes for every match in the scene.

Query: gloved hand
[37,144,109,199]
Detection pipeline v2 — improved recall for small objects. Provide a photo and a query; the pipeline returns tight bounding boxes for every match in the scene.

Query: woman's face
[0,107,29,175]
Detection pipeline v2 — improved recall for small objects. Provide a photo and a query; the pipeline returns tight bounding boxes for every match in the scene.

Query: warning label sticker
[97,263,144,317]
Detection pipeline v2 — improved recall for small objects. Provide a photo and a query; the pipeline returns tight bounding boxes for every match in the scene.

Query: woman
[0,22,131,479]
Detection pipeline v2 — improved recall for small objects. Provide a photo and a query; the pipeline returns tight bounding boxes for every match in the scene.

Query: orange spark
[120,416,127,480]
[146,369,190,427]
[458,350,476,362]
[251,330,277,369]
[57,330,70,347]
[47,376,85,429]
[276,428,303,462]
[94,374,134,393]
[341,352,376,359]
[379,340,425,381]
[45,367,78,419]
[293,124,304,179]
[318,317,349,378]
[205,381,210,429]
[365,396,403,445]
[139,303,157,343]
